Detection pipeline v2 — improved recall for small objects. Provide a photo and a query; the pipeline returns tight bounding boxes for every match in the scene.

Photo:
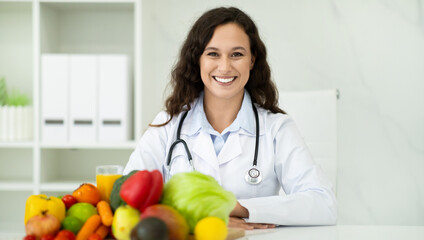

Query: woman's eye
[207,52,218,57]
[232,52,244,57]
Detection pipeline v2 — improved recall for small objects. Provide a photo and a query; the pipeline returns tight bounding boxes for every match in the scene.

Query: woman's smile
[213,76,237,84]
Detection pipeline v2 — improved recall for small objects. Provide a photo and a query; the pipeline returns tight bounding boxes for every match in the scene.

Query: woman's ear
[250,56,255,70]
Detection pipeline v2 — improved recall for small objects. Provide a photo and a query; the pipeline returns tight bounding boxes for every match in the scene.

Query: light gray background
[141,0,424,225]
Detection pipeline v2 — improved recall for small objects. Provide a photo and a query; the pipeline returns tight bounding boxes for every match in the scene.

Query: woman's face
[199,23,254,103]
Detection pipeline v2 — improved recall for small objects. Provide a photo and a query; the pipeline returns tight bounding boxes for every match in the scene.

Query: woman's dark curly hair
[155,7,285,126]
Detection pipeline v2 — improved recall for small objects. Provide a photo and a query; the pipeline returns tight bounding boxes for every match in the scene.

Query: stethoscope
[166,101,262,185]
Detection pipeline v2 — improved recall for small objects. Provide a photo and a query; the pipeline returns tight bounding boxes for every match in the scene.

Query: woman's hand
[229,201,276,229]
[230,201,249,218]
[229,217,276,230]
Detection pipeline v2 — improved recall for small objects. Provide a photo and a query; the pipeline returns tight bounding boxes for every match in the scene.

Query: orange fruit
[72,183,101,206]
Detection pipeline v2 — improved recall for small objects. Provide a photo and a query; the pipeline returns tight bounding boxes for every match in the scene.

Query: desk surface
[1,225,423,240]
[242,225,424,240]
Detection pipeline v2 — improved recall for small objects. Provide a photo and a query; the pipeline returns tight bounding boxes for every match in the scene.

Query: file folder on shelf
[69,55,97,143]
[98,55,131,142]
[41,54,69,142]
[41,54,131,144]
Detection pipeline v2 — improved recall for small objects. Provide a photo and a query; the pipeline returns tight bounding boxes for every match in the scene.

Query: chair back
[279,90,338,190]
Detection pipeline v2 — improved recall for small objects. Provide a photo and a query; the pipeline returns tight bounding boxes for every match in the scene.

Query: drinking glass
[96,165,123,203]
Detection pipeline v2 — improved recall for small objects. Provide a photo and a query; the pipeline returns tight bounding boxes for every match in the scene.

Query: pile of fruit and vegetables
[23,170,237,240]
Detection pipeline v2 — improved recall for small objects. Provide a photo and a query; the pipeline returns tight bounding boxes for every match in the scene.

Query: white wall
[0,3,33,99]
[141,0,424,225]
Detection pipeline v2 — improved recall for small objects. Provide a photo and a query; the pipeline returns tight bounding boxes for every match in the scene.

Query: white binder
[69,55,97,142]
[41,54,69,142]
[98,55,131,142]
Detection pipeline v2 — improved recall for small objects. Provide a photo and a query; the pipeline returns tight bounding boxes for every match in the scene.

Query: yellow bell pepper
[24,194,66,224]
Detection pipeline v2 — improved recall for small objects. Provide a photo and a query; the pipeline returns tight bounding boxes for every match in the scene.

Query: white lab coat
[124,97,337,226]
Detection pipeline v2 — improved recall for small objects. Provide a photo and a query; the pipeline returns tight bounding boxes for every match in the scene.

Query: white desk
[243,225,424,240]
[1,225,423,240]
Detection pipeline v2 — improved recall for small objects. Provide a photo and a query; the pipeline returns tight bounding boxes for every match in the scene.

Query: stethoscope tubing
[252,101,260,167]
[166,101,261,184]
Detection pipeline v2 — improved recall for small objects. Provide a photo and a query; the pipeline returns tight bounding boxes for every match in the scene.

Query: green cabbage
[161,171,236,233]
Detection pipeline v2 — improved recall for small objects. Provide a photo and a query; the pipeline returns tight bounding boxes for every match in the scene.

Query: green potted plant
[0,77,7,106]
[7,89,31,107]
[0,77,33,142]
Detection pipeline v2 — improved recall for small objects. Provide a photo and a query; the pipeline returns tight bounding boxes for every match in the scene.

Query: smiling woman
[124,7,337,230]
[201,24,252,98]
[200,23,254,132]
[154,7,284,127]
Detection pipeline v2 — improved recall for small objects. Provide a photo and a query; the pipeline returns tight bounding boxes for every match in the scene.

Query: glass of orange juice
[96,165,123,203]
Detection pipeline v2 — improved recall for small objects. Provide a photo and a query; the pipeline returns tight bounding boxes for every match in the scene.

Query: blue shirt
[190,90,255,156]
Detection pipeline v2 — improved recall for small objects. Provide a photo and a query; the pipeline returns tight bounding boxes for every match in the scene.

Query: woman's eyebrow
[204,47,219,51]
[204,46,247,51]
[232,46,247,51]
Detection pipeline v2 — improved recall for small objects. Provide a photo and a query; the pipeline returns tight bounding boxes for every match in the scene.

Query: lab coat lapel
[218,132,242,165]
[192,131,219,172]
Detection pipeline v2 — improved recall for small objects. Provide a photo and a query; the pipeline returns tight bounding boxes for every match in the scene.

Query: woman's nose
[218,57,231,73]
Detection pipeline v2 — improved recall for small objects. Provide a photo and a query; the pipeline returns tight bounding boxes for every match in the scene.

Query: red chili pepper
[119,170,163,212]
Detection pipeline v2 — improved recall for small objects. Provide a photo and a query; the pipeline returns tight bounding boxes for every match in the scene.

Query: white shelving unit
[0,0,142,234]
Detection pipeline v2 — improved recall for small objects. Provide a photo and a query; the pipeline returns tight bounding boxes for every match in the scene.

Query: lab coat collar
[192,131,220,173]
[182,90,256,137]
[216,131,242,165]
[191,126,242,170]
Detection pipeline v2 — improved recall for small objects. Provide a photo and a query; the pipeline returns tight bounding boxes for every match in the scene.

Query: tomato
[62,195,77,209]
[87,233,102,240]
[40,234,55,240]
[23,235,36,240]
[55,230,75,240]
[55,236,72,240]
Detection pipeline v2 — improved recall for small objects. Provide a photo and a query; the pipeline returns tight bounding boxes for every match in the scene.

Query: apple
[25,212,61,239]
[112,205,140,240]
[67,202,97,223]
[141,204,188,240]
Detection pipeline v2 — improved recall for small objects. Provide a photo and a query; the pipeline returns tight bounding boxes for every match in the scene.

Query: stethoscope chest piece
[245,167,262,185]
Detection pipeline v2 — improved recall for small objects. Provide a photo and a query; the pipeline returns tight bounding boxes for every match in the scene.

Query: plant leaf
[0,77,7,106]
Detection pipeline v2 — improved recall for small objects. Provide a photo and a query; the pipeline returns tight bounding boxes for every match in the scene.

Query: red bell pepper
[139,170,163,212]
[119,170,163,212]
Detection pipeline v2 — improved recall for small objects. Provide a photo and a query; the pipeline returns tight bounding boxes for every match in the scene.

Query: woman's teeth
[214,76,235,83]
